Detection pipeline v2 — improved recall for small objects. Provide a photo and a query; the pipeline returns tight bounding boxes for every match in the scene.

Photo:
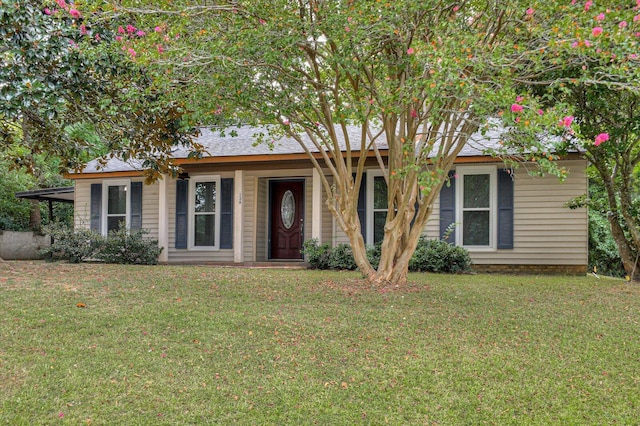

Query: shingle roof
[79,124,506,174]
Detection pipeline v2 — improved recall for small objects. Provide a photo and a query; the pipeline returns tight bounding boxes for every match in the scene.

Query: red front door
[270,180,304,260]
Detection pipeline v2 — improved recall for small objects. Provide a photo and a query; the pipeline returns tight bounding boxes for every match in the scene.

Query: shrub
[408,237,472,273]
[41,224,162,265]
[40,224,101,263]
[301,239,331,269]
[328,243,357,270]
[96,226,162,265]
[302,237,472,274]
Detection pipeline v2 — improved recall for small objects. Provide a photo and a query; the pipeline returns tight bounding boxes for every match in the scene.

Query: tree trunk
[29,199,41,231]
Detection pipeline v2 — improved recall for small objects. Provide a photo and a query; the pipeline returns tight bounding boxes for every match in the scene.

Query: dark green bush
[302,237,472,274]
[328,243,357,270]
[97,226,162,265]
[41,224,162,265]
[301,239,331,269]
[408,237,472,273]
[40,224,101,263]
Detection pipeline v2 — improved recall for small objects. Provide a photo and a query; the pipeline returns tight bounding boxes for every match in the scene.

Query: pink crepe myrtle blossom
[94,33,101,41]
[56,0,67,9]
[118,26,125,34]
[635,15,640,22]
[69,8,80,18]
[80,24,87,35]
[511,103,524,113]
[571,41,579,48]
[592,26,603,36]
[516,95,524,102]
[407,47,415,55]
[115,35,122,42]
[584,0,593,11]
[526,8,534,15]
[537,109,544,115]
[619,21,628,28]
[560,116,574,127]
[126,25,136,34]
[44,8,52,15]
[136,30,146,37]
[584,40,593,47]
[156,44,164,54]
[155,26,163,32]
[594,133,610,146]
[128,48,136,58]
[595,13,605,21]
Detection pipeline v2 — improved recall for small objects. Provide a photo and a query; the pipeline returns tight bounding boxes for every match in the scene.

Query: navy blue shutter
[497,169,514,249]
[356,173,367,239]
[90,184,102,233]
[220,178,234,249]
[130,182,143,229]
[439,171,456,243]
[175,180,188,249]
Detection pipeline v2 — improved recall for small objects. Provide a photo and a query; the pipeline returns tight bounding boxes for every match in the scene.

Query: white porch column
[157,174,169,263]
[312,168,322,241]
[234,170,244,263]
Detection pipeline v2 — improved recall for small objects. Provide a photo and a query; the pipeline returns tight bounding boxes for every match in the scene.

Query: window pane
[107,185,126,214]
[373,211,386,244]
[195,214,215,246]
[107,216,126,233]
[463,175,490,208]
[463,211,490,246]
[373,176,387,209]
[195,182,216,213]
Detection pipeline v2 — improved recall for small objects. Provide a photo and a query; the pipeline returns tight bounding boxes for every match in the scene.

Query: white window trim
[101,179,131,236]
[366,170,385,246]
[455,165,497,251]
[188,175,221,251]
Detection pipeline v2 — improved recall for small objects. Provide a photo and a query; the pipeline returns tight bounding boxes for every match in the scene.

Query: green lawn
[1,261,639,425]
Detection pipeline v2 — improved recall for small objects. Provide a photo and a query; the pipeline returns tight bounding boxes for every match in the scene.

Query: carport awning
[15,186,75,203]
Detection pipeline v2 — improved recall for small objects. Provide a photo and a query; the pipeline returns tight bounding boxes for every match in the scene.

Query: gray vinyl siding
[74,178,156,238]
[426,159,588,266]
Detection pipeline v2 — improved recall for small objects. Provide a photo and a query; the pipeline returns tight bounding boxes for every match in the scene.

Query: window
[366,173,388,245]
[455,166,497,249]
[188,176,221,249]
[102,180,131,235]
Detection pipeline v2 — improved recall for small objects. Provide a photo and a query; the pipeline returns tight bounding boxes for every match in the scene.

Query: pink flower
[560,115,574,127]
[126,24,136,34]
[453,5,460,12]
[128,48,136,58]
[115,35,122,42]
[635,15,640,22]
[584,40,593,47]
[157,44,164,53]
[44,8,52,15]
[136,30,146,37]
[407,47,415,55]
[80,24,87,35]
[345,26,350,32]
[410,109,418,118]
[526,7,534,15]
[594,133,609,146]
[516,95,524,102]
[571,41,579,48]
[283,119,290,125]
[537,109,544,115]
[58,412,64,418]
[118,26,125,34]
[592,26,603,36]
[155,26,163,32]
[95,33,101,41]
[595,13,605,21]
[619,21,628,28]
[259,19,266,25]
[584,0,593,11]
[56,0,67,9]
[511,103,524,113]
[69,8,81,18]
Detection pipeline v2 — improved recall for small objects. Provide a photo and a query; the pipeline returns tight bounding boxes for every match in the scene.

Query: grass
[1,261,639,425]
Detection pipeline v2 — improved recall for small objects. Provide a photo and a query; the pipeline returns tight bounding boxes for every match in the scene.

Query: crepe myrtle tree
[0,0,202,181]
[105,0,639,285]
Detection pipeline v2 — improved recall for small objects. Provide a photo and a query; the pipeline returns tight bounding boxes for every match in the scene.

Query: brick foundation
[471,264,587,275]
